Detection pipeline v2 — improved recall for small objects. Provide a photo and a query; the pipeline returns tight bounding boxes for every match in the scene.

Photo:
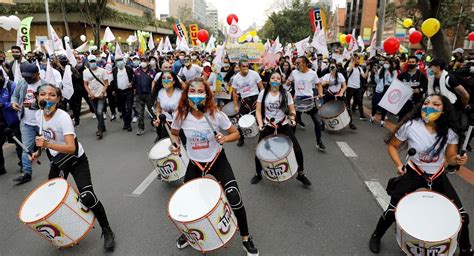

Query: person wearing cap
[10,62,48,184]
[111,57,134,131]
[83,54,109,139]
[450,48,465,71]
[132,56,156,135]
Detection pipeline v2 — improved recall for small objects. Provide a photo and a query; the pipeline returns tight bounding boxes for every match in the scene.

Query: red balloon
[197,29,209,42]
[227,14,239,25]
[345,34,352,44]
[469,32,474,42]
[383,37,400,55]
[409,31,423,44]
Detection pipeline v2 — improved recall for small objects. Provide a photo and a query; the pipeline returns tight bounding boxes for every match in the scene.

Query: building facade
[344,0,377,41]
[205,2,218,36]
[169,0,207,24]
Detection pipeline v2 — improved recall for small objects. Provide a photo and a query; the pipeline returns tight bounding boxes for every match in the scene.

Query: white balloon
[90,45,98,51]
[80,35,86,42]
[246,34,252,42]
[253,36,259,42]
[64,36,70,42]
[408,28,416,35]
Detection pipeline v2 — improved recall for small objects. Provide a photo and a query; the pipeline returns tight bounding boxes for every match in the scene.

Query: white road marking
[364,181,390,210]
[336,141,358,158]
[132,170,158,196]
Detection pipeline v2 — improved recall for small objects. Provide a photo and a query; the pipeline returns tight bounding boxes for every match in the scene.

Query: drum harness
[192,148,222,177]
[240,96,257,112]
[408,160,445,190]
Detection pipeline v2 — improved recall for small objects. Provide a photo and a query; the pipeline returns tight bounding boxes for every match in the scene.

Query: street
[1,112,473,256]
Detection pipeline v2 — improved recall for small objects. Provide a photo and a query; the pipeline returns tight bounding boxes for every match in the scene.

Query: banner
[227,19,243,38]
[378,79,413,114]
[16,17,33,52]
[225,43,265,63]
[189,24,199,46]
[362,28,372,43]
[173,20,189,43]
[309,7,326,33]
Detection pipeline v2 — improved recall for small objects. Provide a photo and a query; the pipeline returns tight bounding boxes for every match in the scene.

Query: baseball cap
[452,48,464,54]
[20,63,39,77]
[87,55,97,62]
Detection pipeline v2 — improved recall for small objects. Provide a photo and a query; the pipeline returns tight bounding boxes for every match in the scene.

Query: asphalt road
[0,110,472,256]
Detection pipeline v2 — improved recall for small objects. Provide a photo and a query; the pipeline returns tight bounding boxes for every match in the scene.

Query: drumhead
[319,100,345,118]
[148,138,172,159]
[396,191,461,242]
[256,134,293,161]
[222,102,239,117]
[169,178,221,222]
[19,178,69,223]
[238,114,255,127]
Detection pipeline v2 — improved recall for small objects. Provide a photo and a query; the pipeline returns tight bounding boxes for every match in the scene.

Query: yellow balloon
[339,34,346,44]
[403,18,413,28]
[421,18,441,38]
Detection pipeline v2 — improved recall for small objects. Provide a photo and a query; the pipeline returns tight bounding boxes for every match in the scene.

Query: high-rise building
[344,0,378,43]
[206,2,218,36]
[169,0,207,24]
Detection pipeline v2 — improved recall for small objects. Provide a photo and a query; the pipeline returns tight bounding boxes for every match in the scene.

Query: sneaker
[242,236,259,256]
[101,226,116,252]
[13,173,31,184]
[122,126,128,130]
[237,139,244,147]
[250,174,262,184]
[176,234,189,249]
[92,114,97,119]
[296,173,312,186]
[369,233,381,253]
[74,120,80,127]
[132,116,138,123]
[298,121,306,128]
[359,116,367,121]
[316,141,326,151]
[97,131,103,140]
[349,124,357,130]
[369,117,375,123]
[0,168,6,175]
[136,129,145,136]
[103,112,107,120]
[111,114,116,121]
[380,121,385,127]
[127,127,132,132]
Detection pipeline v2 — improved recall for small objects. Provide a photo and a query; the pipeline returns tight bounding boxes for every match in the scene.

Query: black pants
[293,106,322,143]
[0,124,22,170]
[184,150,249,237]
[48,154,110,230]
[237,95,258,142]
[105,90,117,115]
[373,166,471,250]
[117,89,134,128]
[255,123,304,175]
[345,87,365,118]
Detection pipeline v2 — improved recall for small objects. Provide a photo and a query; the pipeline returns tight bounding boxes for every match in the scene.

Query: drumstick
[448,126,472,173]
[4,128,41,165]
[145,106,157,120]
[158,114,182,157]
[197,105,223,145]
[37,100,47,161]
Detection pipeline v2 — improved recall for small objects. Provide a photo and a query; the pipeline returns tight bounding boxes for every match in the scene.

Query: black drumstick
[159,114,181,157]
[4,128,41,165]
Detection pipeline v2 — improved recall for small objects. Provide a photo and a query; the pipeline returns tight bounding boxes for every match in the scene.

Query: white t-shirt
[35,109,85,157]
[395,119,458,174]
[232,70,262,99]
[171,111,232,162]
[116,68,130,90]
[83,67,108,97]
[347,66,363,89]
[179,64,202,81]
[322,73,346,94]
[23,81,42,126]
[288,69,320,97]
[257,90,294,125]
[157,88,182,122]
[39,68,62,87]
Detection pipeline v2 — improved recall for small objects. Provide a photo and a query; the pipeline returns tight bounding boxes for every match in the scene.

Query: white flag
[311,30,329,56]
[212,45,225,71]
[205,35,216,54]
[342,47,351,60]
[61,65,74,100]
[148,32,155,50]
[357,35,365,51]
[284,43,292,58]
[157,37,164,54]
[65,40,77,67]
[227,19,243,38]
[175,37,181,50]
[115,42,124,59]
[295,37,310,57]
[378,79,413,114]
[75,41,88,53]
[45,59,56,85]
[103,27,116,43]
[179,37,190,53]
[369,32,377,58]
[164,36,173,53]
[271,36,283,53]
[348,28,356,52]
[50,25,64,51]
[264,39,271,52]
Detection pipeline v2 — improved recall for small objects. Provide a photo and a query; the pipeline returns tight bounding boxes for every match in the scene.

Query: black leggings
[293,107,322,142]
[184,150,249,237]
[255,124,304,175]
[48,154,110,230]
[373,166,471,250]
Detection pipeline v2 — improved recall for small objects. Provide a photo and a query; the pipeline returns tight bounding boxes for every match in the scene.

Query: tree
[77,0,108,47]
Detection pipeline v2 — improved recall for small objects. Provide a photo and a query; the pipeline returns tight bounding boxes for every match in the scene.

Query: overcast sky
[156,0,346,29]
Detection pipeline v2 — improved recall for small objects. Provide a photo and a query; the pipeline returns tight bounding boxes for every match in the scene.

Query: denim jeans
[117,89,134,128]
[20,122,39,175]
[92,98,106,131]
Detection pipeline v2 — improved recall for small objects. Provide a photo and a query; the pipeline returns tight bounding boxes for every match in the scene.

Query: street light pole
[376,0,386,48]
[44,0,51,39]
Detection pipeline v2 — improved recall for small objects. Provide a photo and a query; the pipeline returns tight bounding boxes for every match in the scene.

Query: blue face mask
[416,54,422,60]
[188,93,207,109]
[44,100,57,115]
[421,106,442,123]
[162,79,173,88]
[427,68,433,76]
[270,81,281,87]
[89,62,97,70]
[116,61,125,69]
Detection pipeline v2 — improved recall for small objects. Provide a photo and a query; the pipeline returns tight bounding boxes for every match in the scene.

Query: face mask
[44,100,58,115]
[191,56,197,61]
[179,56,185,61]
[428,68,434,76]
[416,54,422,60]
[421,106,442,123]
[408,64,417,70]
[140,62,148,68]
[60,61,68,67]
[270,81,280,91]
[188,93,206,109]
[330,65,336,72]
[89,63,97,70]
[383,64,390,69]
[162,79,173,88]
[223,63,230,68]
[24,76,37,84]
[150,60,156,65]
[133,60,140,66]
[12,53,21,60]
[116,61,125,69]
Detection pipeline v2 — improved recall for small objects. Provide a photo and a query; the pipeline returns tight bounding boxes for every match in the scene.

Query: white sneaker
[369,117,375,123]
[132,116,138,123]
[380,121,385,127]
[103,112,107,120]
[92,114,97,119]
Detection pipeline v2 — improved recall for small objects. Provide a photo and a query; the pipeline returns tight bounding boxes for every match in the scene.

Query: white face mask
[150,60,156,65]
[383,64,390,69]
[140,62,148,68]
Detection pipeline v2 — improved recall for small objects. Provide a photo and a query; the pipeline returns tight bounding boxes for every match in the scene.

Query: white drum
[222,102,240,125]
[395,191,461,256]
[18,178,95,248]
[319,100,350,131]
[295,97,315,112]
[148,138,189,182]
[238,114,259,138]
[168,177,238,252]
[256,134,298,182]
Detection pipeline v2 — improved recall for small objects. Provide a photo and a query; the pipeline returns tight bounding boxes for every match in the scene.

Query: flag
[284,43,292,58]
[147,32,155,50]
[271,36,283,53]
[295,37,310,57]
[311,29,329,56]
[189,24,199,46]
[105,54,113,82]
[264,39,271,52]
[228,19,243,38]
[50,25,64,51]
[205,35,216,53]
[348,28,356,52]
[309,7,326,33]
[164,36,173,53]
[378,79,413,114]
[342,47,351,60]
[369,32,377,58]
[238,30,257,43]
[173,20,189,43]
[115,42,124,59]
[178,37,190,52]
[16,17,34,52]
[62,65,74,100]
[156,37,164,54]
[137,30,146,54]
[357,35,365,51]
[373,16,379,32]
[65,40,77,67]
[103,27,116,42]
[75,41,88,52]
[212,45,225,71]
[45,59,57,85]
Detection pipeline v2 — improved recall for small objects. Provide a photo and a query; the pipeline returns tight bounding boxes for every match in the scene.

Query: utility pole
[376,0,386,48]
[44,0,51,39]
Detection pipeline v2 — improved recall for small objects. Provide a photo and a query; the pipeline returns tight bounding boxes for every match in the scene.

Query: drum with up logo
[319,100,350,131]
[256,134,298,182]
[148,138,189,182]
[222,102,240,125]
[168,177,238,252]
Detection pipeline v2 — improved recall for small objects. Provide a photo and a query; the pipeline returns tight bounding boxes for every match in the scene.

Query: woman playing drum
[251,72,311,186]
[368,94,472,255]
[170,78,259,255]
[30,84,116,252]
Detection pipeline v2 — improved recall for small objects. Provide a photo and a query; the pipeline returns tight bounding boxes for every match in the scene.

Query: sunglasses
[241,65,249,68]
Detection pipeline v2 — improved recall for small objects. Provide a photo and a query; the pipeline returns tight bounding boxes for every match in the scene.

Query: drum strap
[192,148,222,176]
[265,117,287,134]
[408,160,445,189]
[240,96,257,111]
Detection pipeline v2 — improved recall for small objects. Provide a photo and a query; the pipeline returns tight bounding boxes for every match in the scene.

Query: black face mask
[408,64,417,70]
[60,61,68,66]
[24,76,37,84]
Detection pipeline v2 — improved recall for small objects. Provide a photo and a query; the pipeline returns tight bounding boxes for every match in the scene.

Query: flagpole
[375,0,386,48]
[44,0,52,39]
